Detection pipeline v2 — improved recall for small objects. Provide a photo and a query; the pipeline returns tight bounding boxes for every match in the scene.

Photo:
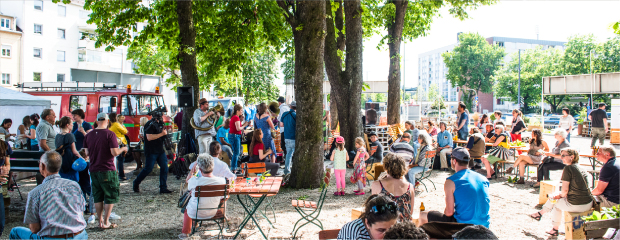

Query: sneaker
[355,191,365,195]
[334,191,341,196]
[87,215,96,224]
[109,212,121,220]
[178,233,188,239]
[340,191,345,196]
[160,189,173,194]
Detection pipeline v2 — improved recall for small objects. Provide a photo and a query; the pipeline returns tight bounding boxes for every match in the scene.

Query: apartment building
[418,35,565,114]
[0,13,22,89]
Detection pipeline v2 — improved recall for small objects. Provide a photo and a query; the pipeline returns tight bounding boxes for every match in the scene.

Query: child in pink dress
[350,137,369,195]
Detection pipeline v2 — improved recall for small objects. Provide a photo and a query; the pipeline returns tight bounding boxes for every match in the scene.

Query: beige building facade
[0,14,22,89]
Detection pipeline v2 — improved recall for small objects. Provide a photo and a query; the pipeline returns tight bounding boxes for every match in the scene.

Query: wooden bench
[584,218,620,240]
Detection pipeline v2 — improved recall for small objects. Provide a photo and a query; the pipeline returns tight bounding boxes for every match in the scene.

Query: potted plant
[577,108,587,135]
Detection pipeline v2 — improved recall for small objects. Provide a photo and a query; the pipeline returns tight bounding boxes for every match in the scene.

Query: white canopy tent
[0,87,51,136]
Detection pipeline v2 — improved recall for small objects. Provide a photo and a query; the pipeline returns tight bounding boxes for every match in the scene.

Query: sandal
[546,228,559,236]
[506,167,514,174]
[530,212,542,221]
[100,223,118,230]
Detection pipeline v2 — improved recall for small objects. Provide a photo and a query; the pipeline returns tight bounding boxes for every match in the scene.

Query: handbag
[178,182,190,212]
[541,156,555,164]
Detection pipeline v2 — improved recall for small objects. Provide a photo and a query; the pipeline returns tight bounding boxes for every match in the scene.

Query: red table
[230,176,282,239]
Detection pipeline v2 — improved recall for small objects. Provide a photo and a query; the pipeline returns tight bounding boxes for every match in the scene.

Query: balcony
[78,39,96,50]
[77,49,123,72]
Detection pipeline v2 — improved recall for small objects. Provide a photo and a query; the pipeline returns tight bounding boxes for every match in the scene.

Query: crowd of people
[0,96,617,239]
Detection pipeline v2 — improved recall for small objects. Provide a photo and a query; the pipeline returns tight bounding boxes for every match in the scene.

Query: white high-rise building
[418,35,565,113]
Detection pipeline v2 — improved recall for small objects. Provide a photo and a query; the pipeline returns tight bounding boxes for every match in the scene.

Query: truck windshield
[122,95,165,116]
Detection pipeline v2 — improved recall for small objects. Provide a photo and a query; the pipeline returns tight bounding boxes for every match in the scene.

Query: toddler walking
[351,137,369,195]
[330,136,349,196]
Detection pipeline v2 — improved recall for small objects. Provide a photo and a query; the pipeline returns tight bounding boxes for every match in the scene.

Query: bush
[490,114,496,121]
[523,116,530,124]
[529,117,541,126]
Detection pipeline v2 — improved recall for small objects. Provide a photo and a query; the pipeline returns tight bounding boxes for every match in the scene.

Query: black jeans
[537,161,565,182]
[116,154,125,178]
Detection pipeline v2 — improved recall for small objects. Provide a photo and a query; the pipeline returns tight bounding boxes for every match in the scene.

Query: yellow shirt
[109,122,128,145]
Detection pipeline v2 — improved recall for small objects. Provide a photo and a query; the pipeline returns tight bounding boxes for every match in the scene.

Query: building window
[79,10,90,19]
[0,18,11,30]
[58,29,65,39]
[58,5,66,16]
[57,51,65,62]
[57,74,65,82]
[33,48,42,58]
[34,24,42,34]
[497,41,504,47]
[33,72,42,82]
[34,0,43,10]
[1,45,10,57]
[1,73,10,85]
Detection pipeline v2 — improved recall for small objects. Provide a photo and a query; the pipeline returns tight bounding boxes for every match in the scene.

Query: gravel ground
[2,134,615,239]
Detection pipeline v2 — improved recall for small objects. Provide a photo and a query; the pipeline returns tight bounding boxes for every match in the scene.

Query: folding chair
[291,171,331,238]
[417,150,437,192]
[190,179,230,237]
[244,162,277,226]
[319,229,341,240]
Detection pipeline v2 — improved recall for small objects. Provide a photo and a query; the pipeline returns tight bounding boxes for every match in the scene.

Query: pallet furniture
[564,209,594,240]
[584,218,620,240]
[581,121,611,138]
[539,181,562,205]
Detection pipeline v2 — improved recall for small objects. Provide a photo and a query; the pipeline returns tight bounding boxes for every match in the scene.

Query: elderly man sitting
[180,154,226,239]
[389,132,416,160]
[591,145,619,208]
[10,151,87,239]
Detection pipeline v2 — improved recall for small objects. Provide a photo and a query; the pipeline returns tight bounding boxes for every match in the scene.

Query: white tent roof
[0,86,51,107]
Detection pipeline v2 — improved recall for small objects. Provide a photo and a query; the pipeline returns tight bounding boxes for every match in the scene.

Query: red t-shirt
[83,129,119,172]
[252,143,264,156]
[229,115,242,135]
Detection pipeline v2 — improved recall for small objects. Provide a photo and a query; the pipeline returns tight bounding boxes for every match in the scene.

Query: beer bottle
[420,202,425,212]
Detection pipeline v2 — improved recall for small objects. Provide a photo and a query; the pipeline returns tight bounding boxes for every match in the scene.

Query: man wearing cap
[277,96,290,157]
[588,103,608,147]
[419,147,490,228]
[10,151,88,239]
[367,132,384,165]
[82,113,127,229]
[194,98,218,154]
[134,111,173,194]
[281,101,297,175]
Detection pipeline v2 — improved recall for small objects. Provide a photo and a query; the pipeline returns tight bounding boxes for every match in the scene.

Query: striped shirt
[337,219,371,240]
[24,174,86,237]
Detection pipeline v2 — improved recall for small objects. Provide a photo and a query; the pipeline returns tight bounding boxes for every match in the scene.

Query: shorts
[427,210,457,223]
[90,171,120,204]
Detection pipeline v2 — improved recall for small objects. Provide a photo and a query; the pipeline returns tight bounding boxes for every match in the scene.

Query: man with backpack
[281,101,296,175]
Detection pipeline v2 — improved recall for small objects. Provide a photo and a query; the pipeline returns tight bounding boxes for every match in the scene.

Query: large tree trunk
[330,95,338,130]
[386,1,408,125]
[324,0,363,151]
[176,0,199,150]
[286,0,326,189]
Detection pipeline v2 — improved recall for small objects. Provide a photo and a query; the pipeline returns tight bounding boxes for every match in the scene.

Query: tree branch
[276,0,296,26]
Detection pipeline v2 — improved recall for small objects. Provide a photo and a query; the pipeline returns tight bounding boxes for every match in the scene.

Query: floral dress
[350,147,367,186]
[379,181,412,222]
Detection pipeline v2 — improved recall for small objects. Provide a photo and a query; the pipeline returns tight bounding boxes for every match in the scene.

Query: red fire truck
[20,82,173,149]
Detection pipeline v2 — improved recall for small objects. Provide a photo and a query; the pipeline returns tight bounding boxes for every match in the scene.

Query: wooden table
[229,176,282,239]
[579,153,603,188]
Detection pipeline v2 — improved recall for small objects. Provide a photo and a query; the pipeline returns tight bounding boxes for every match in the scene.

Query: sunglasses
[369,202,398,214]
[561,154,571,157]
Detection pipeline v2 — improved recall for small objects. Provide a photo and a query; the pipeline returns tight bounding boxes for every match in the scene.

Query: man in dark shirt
[588,103,608,147]
[591,145,619,208]
[133,112,173,194]
[173,110,183,129]
[455,102,469,140]
[389,133,415,162]
[83,113,127,229]
[366,132,384,164]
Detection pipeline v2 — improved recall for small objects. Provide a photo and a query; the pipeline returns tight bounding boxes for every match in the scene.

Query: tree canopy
[442,32,505,111]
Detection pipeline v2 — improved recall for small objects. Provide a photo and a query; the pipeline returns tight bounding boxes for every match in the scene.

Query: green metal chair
[416,150,437,192]
[291,171,331,238]
[190,179,230,238]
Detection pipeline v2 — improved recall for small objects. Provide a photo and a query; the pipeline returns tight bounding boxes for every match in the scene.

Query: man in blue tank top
[419,147,491,228]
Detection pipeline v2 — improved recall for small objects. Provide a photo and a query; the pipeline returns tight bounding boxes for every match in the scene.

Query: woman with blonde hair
[530,148,592,236]
[109,113,129,181]
[371,153,415,222]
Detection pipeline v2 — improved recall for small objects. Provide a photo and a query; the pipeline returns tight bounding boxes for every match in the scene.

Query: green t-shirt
[561,164,592,205]
[215,116,224,129]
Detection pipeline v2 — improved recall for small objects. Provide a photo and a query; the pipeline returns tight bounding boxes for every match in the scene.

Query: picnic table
[229,176,282,239]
